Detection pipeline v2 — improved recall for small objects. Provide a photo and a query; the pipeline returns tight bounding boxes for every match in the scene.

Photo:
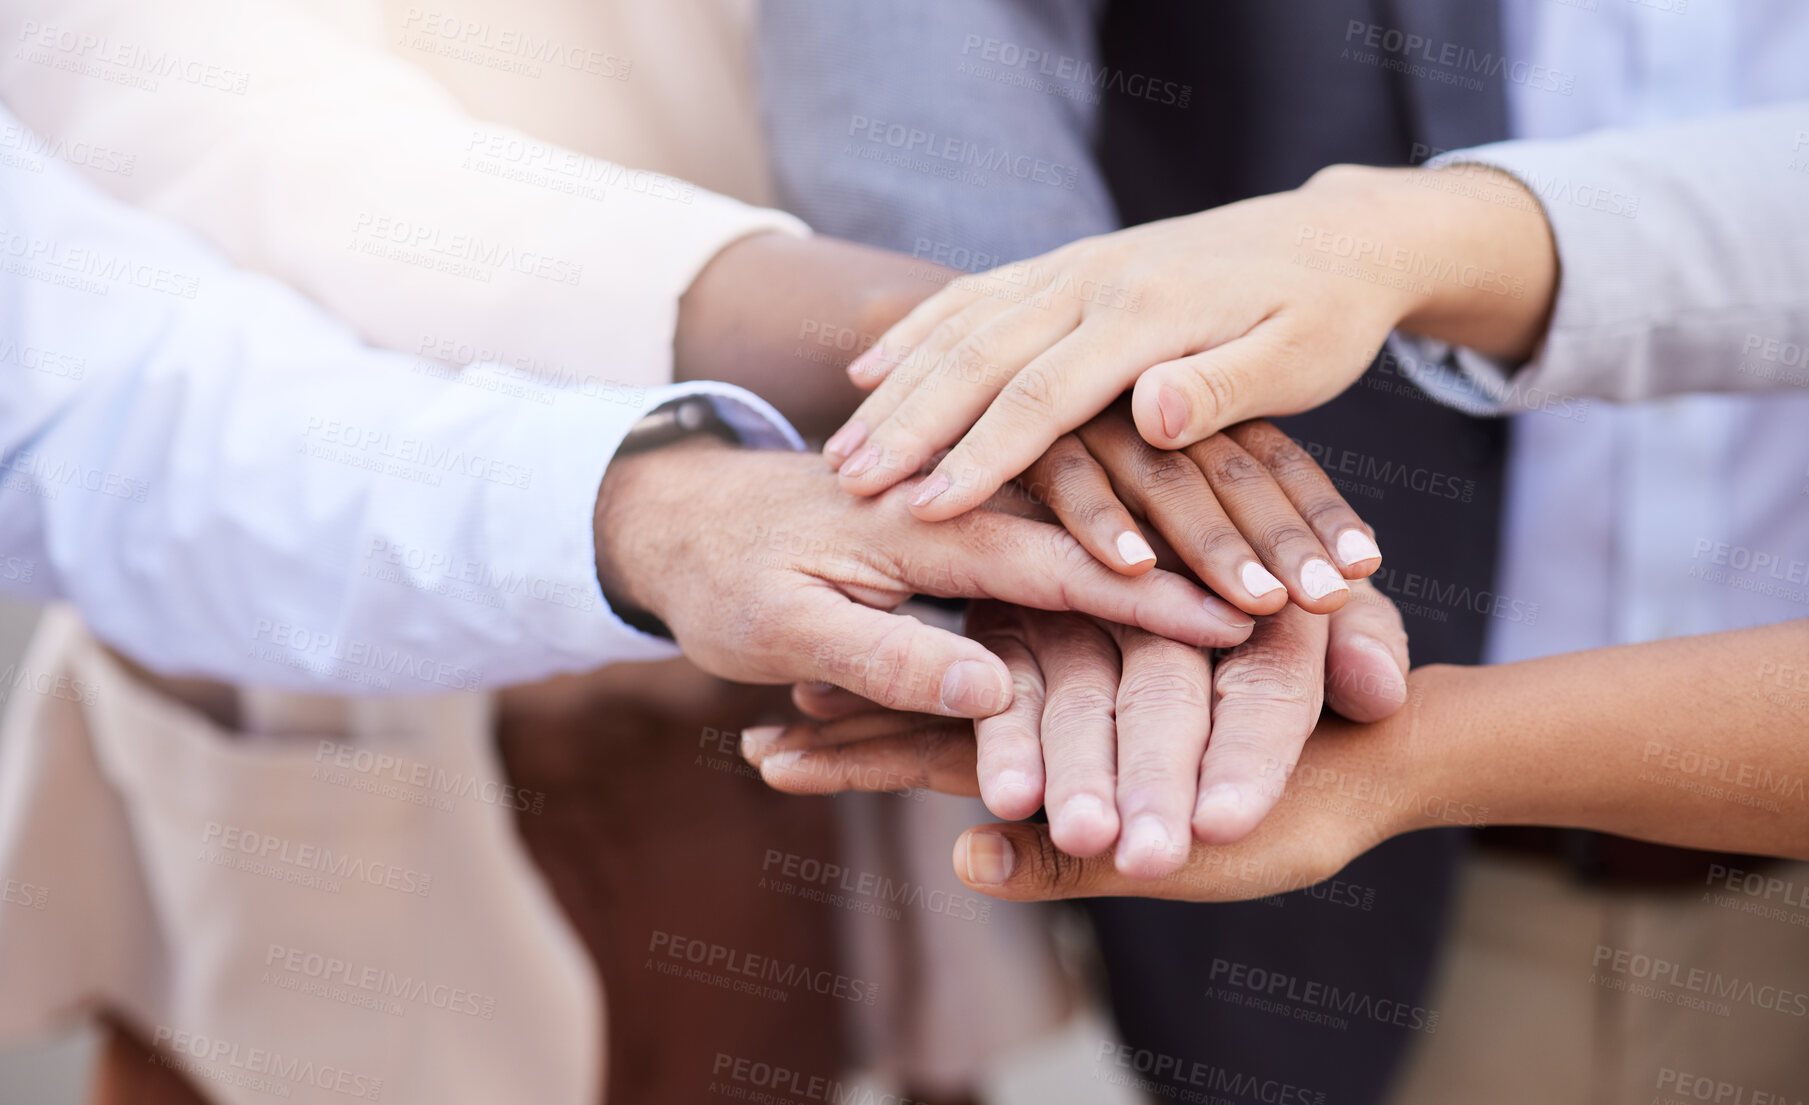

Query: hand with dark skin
[745,587,1410,876]
[746,616,1809,896]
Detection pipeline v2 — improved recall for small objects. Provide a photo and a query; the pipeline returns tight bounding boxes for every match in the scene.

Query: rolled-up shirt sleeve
[0,0,807,389]
[0,113,799,694]
[1392,99,1809,411]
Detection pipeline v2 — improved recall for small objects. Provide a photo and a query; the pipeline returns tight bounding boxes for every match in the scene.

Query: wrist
[1302,162,1557,361]
[1384,663,1495,837]
[592,436,733,627]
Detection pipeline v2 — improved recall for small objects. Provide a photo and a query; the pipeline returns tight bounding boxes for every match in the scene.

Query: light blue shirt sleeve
[0,111,800,694]
[757,0,1121,263]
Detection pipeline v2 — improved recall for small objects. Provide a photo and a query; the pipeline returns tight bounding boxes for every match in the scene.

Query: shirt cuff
[474,373,804,673]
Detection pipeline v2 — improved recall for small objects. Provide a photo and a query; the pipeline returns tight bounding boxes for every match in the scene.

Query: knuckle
[1041,687,1118,735]
[1200,446,1267,490]
[926,313,975,352]
[1188,364,1240,425]
[1176,518,1250,566]
[1000,366,1061,422]
[1138,453,1200,496]
[1118,669,1209,714]
[1214,657,1314,706]
[1253,519,1319,555]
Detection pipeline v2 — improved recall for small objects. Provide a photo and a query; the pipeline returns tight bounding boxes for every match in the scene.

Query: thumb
[951,822,1210,902]
[1130,322,1306,448]
[798,589,1014,719]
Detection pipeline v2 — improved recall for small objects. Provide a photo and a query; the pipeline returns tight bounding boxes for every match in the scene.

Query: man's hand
[822,164,1556,519]
[594,442,1256,719]
[743,580,1409,875]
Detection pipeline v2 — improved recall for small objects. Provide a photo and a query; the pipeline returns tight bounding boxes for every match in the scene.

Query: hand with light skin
[592,440,1256,719]
[821,163,1557,520]
[744,583,1410,878]
[748,617,1809,897]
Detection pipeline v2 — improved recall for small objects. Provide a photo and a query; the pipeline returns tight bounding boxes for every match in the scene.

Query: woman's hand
[820,164,1555,521]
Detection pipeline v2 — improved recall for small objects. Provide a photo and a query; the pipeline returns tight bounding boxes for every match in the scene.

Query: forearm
[1405,621,1809,859]
[674,233,942,439]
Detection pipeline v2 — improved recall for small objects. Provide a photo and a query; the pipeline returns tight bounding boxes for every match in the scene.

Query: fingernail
[1059,793,1111,836]
[1121,814,1173,863]
[941,659,1007,715]
[839,444,880,479]
[1203,596,1256,630]
[1116,530,1157,567]
[910,471,952,509]
[985,769,1033,813]
[763,749,805,772]
[1301,558,1350,601]
[1350,635,1408,699]
[1239,560,1285,599]
[1157,385,1189,440]
[740,725,784,758]
[823,420,868,464]
[1336,529,1382,569]
[1194,783,1244,822]
[962,832,1016,886]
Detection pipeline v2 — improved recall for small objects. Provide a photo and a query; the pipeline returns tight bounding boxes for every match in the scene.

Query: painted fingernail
[1301,558,1350,601]
[839,444,880,479]
[941,659,1008,715]
[911,471,952,509]
[740,725,784,758]
[985,768,1034,814]
[1121,814,1174,865]
[1194,783,1245,823]
[763,749,805,772]
[1240,561,1286,599]
[1336,529,1382,569]
[848,345,888,380]
[1116,530,1157,567]
[962,832,1016,886]
[1157,385,1189,440]
[823,420,868,464]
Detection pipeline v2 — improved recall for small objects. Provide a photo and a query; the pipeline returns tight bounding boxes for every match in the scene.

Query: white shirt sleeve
[0,0,807,388]
[1390,100,1809,414]
[0,111,801,694]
